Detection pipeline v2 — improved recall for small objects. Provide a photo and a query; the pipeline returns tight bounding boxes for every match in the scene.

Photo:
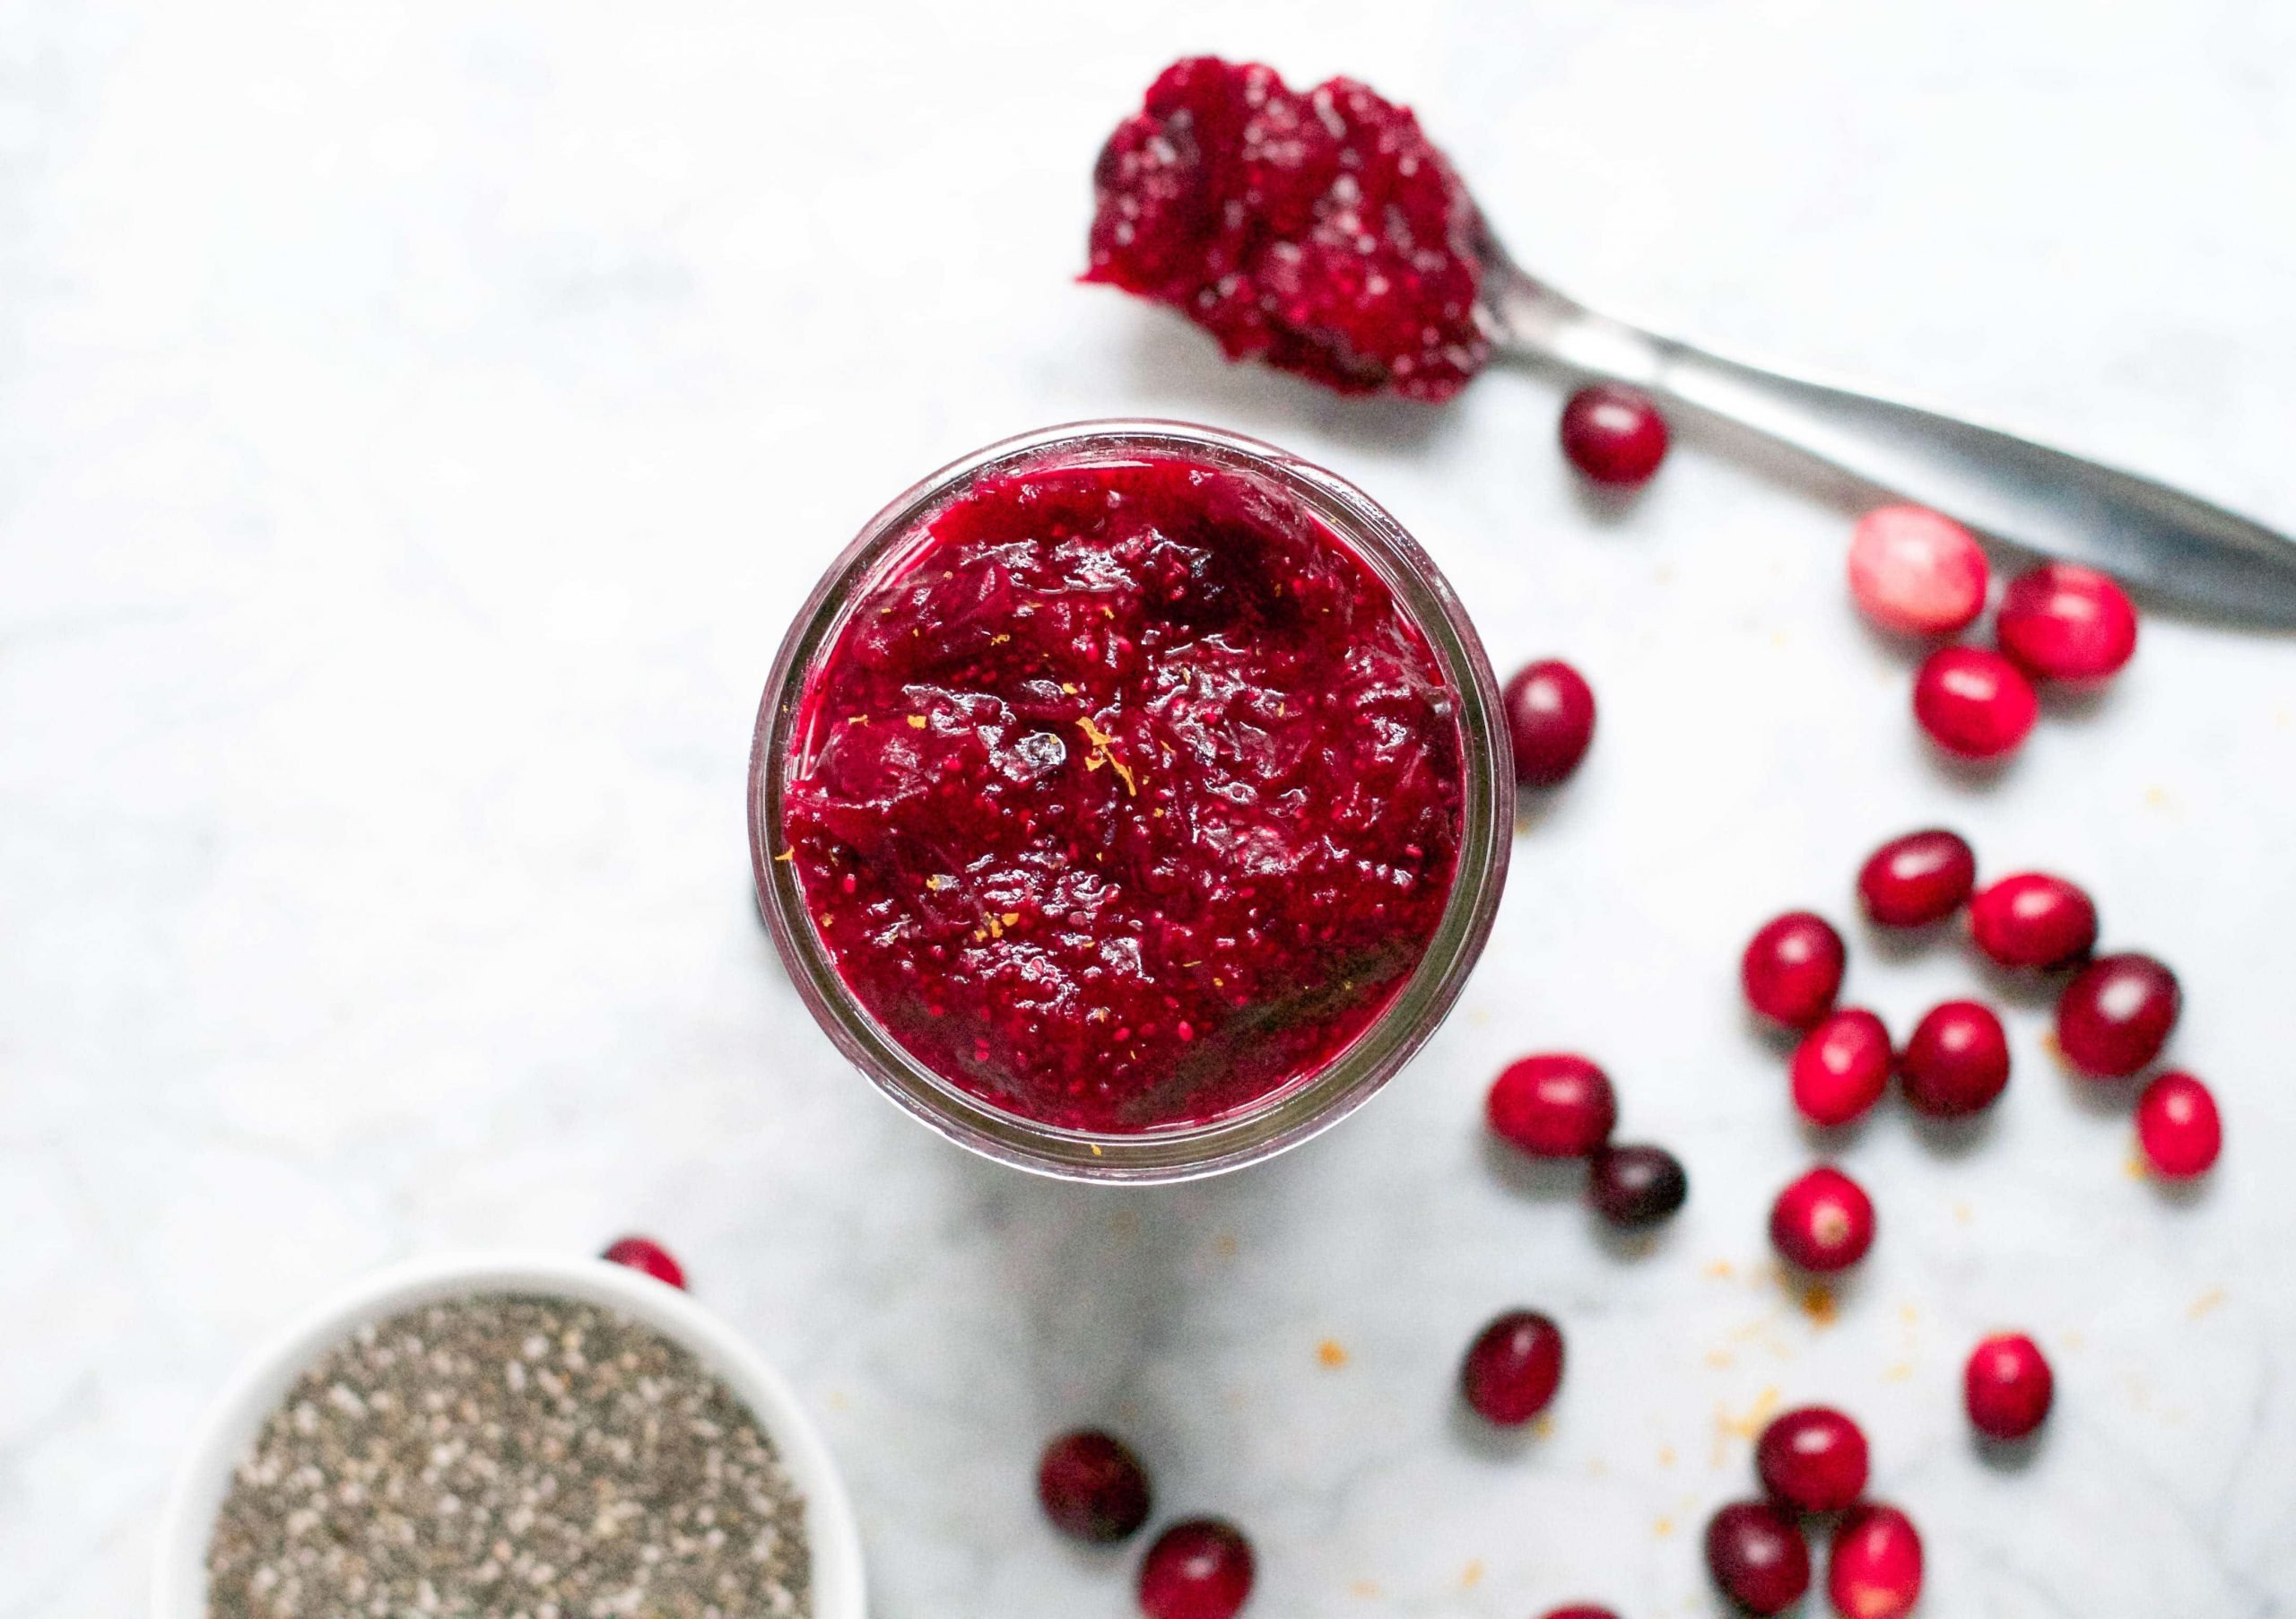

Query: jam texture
[783,454,1466,1132]
[1085,57,1491,402]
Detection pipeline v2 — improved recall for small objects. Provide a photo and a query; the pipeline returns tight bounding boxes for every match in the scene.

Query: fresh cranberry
[602,1235,687,1289]
[1913,646,2039,761]
[1460,1310,1566,1425]
[2056,953,2181,1077]
[1704,1500,1812,1616]
[1503,659,1597,788]
[1969,873,2099,970]
[2136,1071,2222,1179]
[1742,912,1848,1031]
[1487,1054,1617,1159]
[1038,1430,1152,1543]
[1829,1504,1925,1619]
[1900,999,2012,1118]
[1847,506,1989,636]
[1537,1608,1622,1619]
[1965,1332,2053,1441]
[1996,562,2138,683]
[1137,1519,1255,1619]
[1857,828,1977,927]
[1587,1144,1689,1227]
[1770,1166,1876,1274]
[1559,384,1670,486]
[1755,1406,1869,1512]
[1789,1009,1893,1128]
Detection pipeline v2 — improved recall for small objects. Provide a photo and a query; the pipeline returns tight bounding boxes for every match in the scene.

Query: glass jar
[749,421,1512,1182]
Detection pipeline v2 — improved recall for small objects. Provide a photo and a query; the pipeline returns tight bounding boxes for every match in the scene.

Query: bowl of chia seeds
[153,1250,865,1619]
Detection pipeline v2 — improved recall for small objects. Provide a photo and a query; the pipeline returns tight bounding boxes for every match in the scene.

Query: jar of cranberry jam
[751,422,1511,1180]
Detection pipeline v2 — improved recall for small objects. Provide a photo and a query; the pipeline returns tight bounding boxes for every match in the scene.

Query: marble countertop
[6,3,2294,1615]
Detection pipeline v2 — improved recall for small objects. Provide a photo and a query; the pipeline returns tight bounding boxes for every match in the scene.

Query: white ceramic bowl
[152,1249,866,1619]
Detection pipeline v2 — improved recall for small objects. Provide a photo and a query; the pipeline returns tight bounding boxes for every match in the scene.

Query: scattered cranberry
[602,1235,687,1289]
[1789,1009,1893,1128]
[1964,1332,2054,1441]
[1913,645,2039,761]
[1137,1519,1255,1619]
[1038,1430,1152,1543]
[1538,1608,1622,1619]
[1847,505,1989,635]
[1460,1310,1566,1426]
[1587,1144,1689,1228]
[2136,1071,2222,1179]
[1742,911,1848,1031]
[1770,1166,1877,1274]
[1996,561,2138,683]
[1559,384,1670,486]
[1487,1054,1617,1159]
[1900,999,2012,1118]
[1969,873,2099,970]
[2056,952,2181,1077]
[1704,1500,1812,1616]
[1857,828,1977,927]
[1503,659,1597,788]
[1755,1406,1870,1513]
[1829,1504,1925,1619]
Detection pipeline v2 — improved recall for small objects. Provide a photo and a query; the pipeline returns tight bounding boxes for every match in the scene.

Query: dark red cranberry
[1996,561,2138,683]
[1900,999,2012,1118]
[1587,1144,1689,1228]
[1755,1406,1869,1512]
[602,1235,687,1289]
[2056,952,2180,1077]
[1460,1310,1565,1426]
[1829,1504,1925,1619]
[2137,1071,2222,1179]
[1704,1500,1812,1616]
[1559,384,1670,486]
[1969,872,2099,970]
[1857,828,1976,927]
[1770,1166,1876,1274]
[1964,1332,2053,1441]
[1913,646,2038,761]
[1503,659,1597,788]
[1038,1430,1152,1543]
[1538,1609,1622,1619]
[1137,1519,1255,1619]
[1742,911,1847,1031]
[1789,1009,1892,1128]
[1487,1054,1617,1159]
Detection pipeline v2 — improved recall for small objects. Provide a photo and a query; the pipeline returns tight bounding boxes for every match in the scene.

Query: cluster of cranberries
[1487,1054,1692,1230]
[1706,1406,1921,1617]
[1033,1430,1256,1618]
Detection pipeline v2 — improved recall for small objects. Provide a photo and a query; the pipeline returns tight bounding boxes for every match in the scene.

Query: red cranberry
[1847,505,1988,636]
[1587,1144,1689,1228]
[1742,911,1848,1031]
[2056,952,2180,1077]
[1964,1332,2053,1441]
[1770,1166,1876,1274]
[1559,384,1669,486]
[1755,1406,1869,1513]
[1900,999,2012,1118]
[1503,659,1597,788]
[1487,1054,1617,1159]
[1538,1608,1622,1619]
[1913,646,2039,761]
[1969,873,2099,970]
[2136,1071,2222,1179]
[1460,1310,1565,1426]
[1704,1500,1812,1616]
[601,1235,687,1289]
[1789,1009,1893,1128]
[1038,1430,1152,1543]
[1857,828,1976,927]
[1996,561,2138,683]
[1828,1504,1925,1619]
[1137,1519,1254,1619]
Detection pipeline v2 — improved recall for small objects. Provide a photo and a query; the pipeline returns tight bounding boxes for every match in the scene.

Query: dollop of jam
[1084,56,1491,403]
[783,455,1465,1132]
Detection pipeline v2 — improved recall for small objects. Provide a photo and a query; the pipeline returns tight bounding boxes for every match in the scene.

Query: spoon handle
[1485,269,2296,626]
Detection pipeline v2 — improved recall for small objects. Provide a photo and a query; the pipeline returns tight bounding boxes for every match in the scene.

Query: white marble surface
[5,2,2295,1615]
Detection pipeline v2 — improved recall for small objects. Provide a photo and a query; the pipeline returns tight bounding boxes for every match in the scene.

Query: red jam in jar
[1085,56,1491,402]
[780,452,1468,1133]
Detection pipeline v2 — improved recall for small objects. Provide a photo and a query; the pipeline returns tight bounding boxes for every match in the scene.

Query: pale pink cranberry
[1038,1430,1152,1543]
[602,1235,687,1289]
[1828,1504,1925,1619]
[1848,505,1988,635]
[1487,1054,1617,1159]
[1789,1009,1893,1128]
[1503,659,1597,788]
[1900,999,2012,1118]
[1965,1332,2053,1441]
[1704,1500,1812,1616]
[1996,561,2138,683]
[2056,953,2181,1077]
[1770,1166,1876,1274]
[1138,1519,1254,1619]
[1560,384,1669,486]
[1969,873,2098,970]
[1913,646,2039,761]
[2136,1071,2222,1179]
[1460,1310,1565,1425]
[1755,1406,1869,1513]
[1857,828,1976,927]
[1742,911,1848,1031]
